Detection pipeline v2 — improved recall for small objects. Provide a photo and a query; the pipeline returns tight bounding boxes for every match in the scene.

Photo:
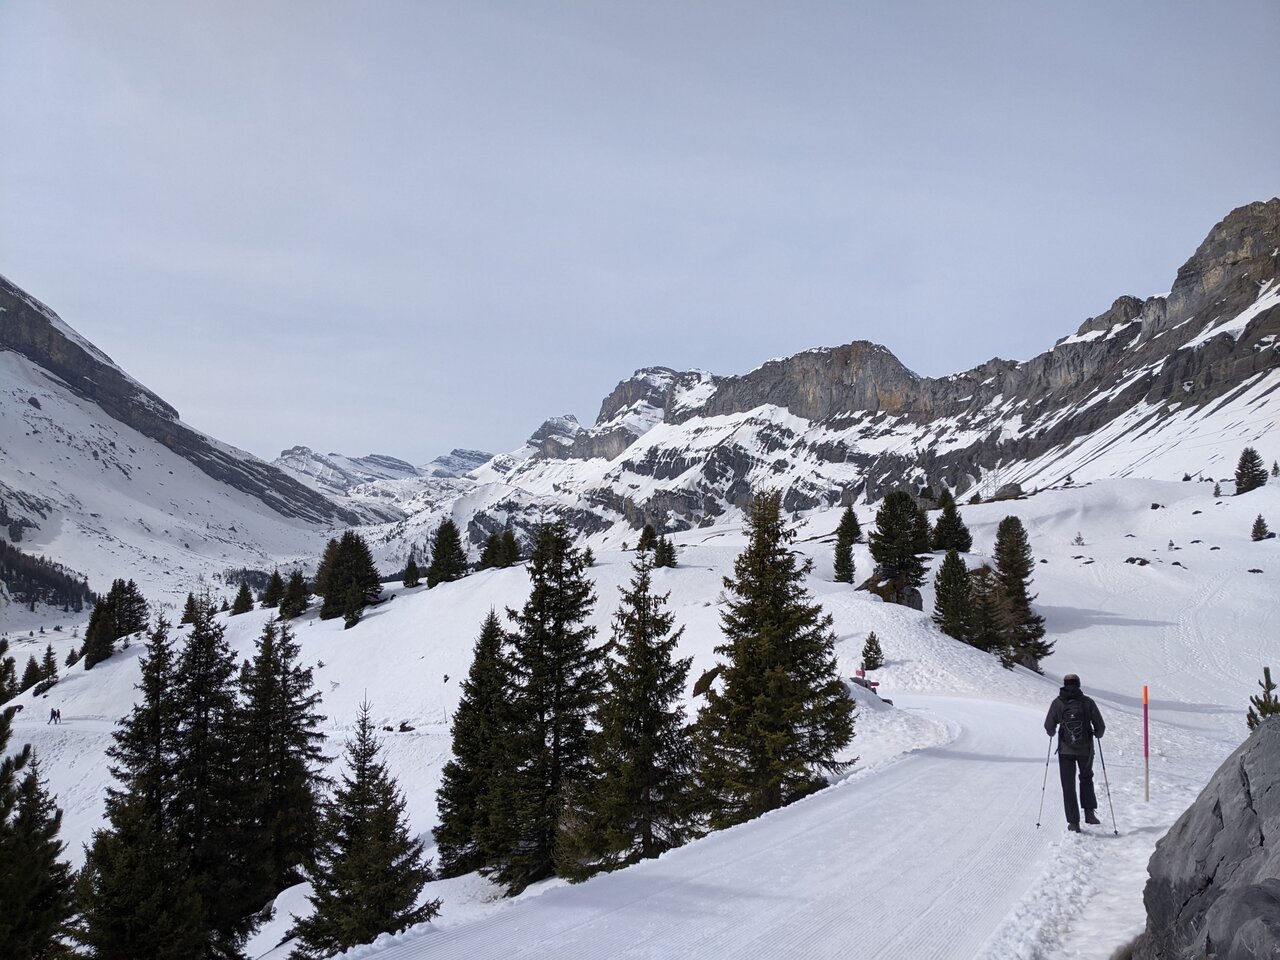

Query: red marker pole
[1143,684,1150,802]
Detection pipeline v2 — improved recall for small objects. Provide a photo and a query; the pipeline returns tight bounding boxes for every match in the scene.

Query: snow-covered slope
[10,476,1279,958]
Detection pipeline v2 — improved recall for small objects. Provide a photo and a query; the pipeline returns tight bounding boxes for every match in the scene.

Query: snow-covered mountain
[272,447,494,498]
[327,200,1280,572]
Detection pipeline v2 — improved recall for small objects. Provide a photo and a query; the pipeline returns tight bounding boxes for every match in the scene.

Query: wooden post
[1143,684,1150,802]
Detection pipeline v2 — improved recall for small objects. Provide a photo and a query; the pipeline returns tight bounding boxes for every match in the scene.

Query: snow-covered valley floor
[7,476,1278,959]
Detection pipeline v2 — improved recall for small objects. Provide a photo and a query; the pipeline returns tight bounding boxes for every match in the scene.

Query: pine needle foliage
[83,579,148,670]
[931,493,973,552]
[932,548,972,641]
[485,520,602,895]
[1252,515,1270,541]
[231,581,254,615]
[993,516,1051,671]
[0,719,73,960]
[1247,666,1280,731]
[434,610,513,878]
[315,532,381,620]
[290,702,439,959]
[1235,446,1268,495]
[402,551,421,588]
[239,619,328,901]
[279,570,311,620]
[560,552,695,880]
[426,519,469,587]
[833,506,859,583]
[261,570,285,609]
[861,632,884,671]
[696,490,855,830]
[868,492,928,604]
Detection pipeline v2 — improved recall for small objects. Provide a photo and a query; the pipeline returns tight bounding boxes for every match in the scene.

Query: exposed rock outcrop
[1130,719,1280,960]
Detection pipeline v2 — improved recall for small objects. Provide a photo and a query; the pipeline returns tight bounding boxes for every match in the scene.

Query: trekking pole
[1035,736,1052,828]
[1097,740,1119,836]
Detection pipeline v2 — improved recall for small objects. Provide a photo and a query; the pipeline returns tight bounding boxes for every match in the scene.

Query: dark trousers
[1058,753,1097,825]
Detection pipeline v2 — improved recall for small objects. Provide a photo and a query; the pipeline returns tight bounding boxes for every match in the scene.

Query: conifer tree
[652,535,678,569]
[171,609,261,955]
[1235,446,1268,494]
[861,632,884,670]
[636,523,658,552]
[317,532,381,620]
[1273,460,1280,478]
[1247,666,1280,731]
[290,701,439,958]
[560,553,695,880]
[231,581,254,615]
[993,516,1051,671]
[402,550,421,588]
[40,644,58,683]
[343,584,363,630]
[279,570,311,620]
[1252,515,1270,541]
[261,570,285,609]
[501,528,521,566]
[83,579,148,670]
[486,520,602,894]
[476,531,505,571]
[181,591,200,625]
[696,490,855,830]
[434,610,511,877]
[0,755,74,960]
[427,519,469,587]
[0,703,74,960]
[931,492,973,553]
[1214,481,1222,497]
[20,656,41,693]
[965,565,1007,654]
[239,619,328,901]
[932,549,972,640]
[77,617,209,959]
[833,506,859,583]
[0,641,16,705]
[868,492,928,605]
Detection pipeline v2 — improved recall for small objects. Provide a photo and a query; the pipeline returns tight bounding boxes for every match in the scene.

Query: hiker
[1044,673,1106,831]
[49,707,56,724]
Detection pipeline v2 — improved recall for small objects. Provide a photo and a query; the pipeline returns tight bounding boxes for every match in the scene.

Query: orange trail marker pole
[1143,684,1150,802]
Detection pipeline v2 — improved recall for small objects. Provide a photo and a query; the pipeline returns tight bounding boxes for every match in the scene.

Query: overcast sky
[2,2,1277,464]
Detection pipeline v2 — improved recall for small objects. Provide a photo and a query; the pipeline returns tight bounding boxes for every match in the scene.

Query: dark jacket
[1044,684,1105,757]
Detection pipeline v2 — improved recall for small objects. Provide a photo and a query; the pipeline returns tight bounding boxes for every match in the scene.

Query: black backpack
[1060,698,1088,750]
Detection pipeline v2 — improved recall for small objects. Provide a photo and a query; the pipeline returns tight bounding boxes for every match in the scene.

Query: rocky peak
[1167,197,1280,322]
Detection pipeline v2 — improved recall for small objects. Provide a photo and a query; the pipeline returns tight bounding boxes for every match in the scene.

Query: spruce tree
[868,491,928,605]
[500,528,521,566]
[171,609,261,955]
[83,579,148,670]
[279,570,311,620]
[965,565,1008,654]
[40,644,58,682]
[318,532,382,620]
[312,538,341,610]
[1273,460,1280,478]
[486,520,602,894]
[290,702,439,958]
[231,581,254,615]
[861,632,884,670]
[261,570,285,609]
[636,523,658,552]
[1214,481,1222,497]
[239,619,328,901]
[343,584,363,630]
[932,549,972,641]
[931,492,973,553]
[77,617,208,959]
[434,610,512,877]
[427,519,469,587]
[476,532,505,571]
[993,516,1051,671]
[402,551,422,588]
[1252,515,1270,541]
[1247,666,1280,731]
[696,490,855,830]
[0,715,73,960]
[653,535,678,569]
[181,592,200,625]
[1235,446,1268,494]
[561,553,695,880]
[0,641,16,705]
[833,506,859,583]
[20,656,41,693]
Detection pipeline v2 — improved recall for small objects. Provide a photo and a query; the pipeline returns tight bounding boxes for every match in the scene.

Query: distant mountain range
[2,199,1277,602]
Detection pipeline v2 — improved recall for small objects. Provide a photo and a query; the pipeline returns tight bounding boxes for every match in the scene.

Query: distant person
[1044,673,1106,831]
[49,707,56,725]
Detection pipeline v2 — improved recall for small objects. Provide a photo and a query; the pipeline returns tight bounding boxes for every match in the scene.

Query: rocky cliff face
[0,275,365,526]
[1129,719,1280,960]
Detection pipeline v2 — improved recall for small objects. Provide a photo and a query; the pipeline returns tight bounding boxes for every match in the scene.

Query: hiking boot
[1085,811,1101,825]
[1067,822,1081,832]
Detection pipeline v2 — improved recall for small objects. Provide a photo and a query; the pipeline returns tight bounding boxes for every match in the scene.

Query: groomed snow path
[365,696,1058,960]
